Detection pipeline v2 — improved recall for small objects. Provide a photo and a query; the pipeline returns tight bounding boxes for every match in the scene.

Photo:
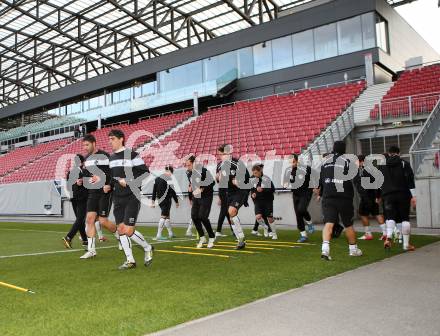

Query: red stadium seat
[370,64,440,120]
[1,111,192,183]
[144,82,365,169]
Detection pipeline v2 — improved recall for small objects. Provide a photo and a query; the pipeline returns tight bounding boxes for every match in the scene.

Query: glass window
[160,61,203,92]
[88,95,103,110]
[337,16,362,54]
[134,85,143,98]
[253,41,273,75]
[218,51,237,77]
[292,30,315,65]
[47,108,59,117]
[314,23,338,60]
[361,13,375,49]
[203,56,219,82]
[272,35,293,70]
[376,15,389,53]
[66,102,81,115]
[360,139,371,155]
[371,137,385,154]
[119,88,131,102]
[142,81,156,96]
[238,47,254,78]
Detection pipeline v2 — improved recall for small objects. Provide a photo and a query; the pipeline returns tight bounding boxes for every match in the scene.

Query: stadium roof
[0,0,423,108]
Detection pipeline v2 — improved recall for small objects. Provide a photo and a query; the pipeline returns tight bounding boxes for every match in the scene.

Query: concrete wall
[376,0,440,72]
[415,178,440,228]
[58,192,323,228]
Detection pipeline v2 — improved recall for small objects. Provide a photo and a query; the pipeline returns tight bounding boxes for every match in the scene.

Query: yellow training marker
[212,244,275,251]
[218,241,299,248]
[175,246,256,254]
[156,249,230,259]
[0,281,35,294]
[247,239,315,246]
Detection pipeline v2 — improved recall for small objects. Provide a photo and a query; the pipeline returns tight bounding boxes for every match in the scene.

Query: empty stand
[0,138,71,177]
[371,64,440,120]
[142,82,365,169]
[1,111,191,183]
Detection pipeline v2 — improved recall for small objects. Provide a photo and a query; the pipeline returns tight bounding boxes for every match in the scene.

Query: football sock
[120,234,135,263]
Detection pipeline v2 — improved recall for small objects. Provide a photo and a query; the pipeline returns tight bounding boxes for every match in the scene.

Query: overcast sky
[396,0,440,55]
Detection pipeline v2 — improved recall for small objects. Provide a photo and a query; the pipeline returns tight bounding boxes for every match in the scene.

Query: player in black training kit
[250,164,277,240]
[151,165,179,240]
[80,134,119,259]
[216,144,250,250]
[216,187,233,238]
[63,154,88,249]
[378,146,416,251]
[284,154,315,243]
[185,155,216,248]
[353,155,385,241]
[108,129,153,270]
[318,141,362,261]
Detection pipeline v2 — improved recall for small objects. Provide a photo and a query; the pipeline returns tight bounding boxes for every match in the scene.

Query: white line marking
[0,238,196,259]
[0,228,67,234]
[0,246,118,259]
[0,228,198,242]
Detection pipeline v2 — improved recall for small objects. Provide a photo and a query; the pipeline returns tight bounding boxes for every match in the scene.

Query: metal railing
[304,106,355,161]
[138,108,193,122]
[410,148,440,178]
[370,92,440,125]
[409,98,440,175]
[207,77,366,110]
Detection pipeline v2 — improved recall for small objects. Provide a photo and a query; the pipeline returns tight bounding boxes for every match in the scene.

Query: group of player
[317,141,416,260]
[63,130,417,268]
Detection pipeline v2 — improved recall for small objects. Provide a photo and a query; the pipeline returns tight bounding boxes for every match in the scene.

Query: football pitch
[1,222,438,336]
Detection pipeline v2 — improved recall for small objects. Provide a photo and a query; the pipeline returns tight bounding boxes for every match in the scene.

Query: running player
[378,146,416,251]
[63,154,88,248]
[353,154,385,240]
[185,155,216,248]
[108,129,153,269]
[318,141,362,260]
[216,144,250,250]
[251,218,272,237]
[284,153,314,243]
[216,185,232,237]
[151,165,179,240]
[250,164,278,240]
[80,134,119,259]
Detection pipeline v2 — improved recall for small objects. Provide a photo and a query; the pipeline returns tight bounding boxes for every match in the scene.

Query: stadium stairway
[351,82,394,124]
[137,112,197,151]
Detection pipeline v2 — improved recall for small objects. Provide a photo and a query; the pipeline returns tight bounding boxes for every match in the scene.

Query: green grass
[0,222,438,336]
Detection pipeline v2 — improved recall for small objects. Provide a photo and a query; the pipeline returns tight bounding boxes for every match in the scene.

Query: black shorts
[113,194,141,226]
[191,194,213,221]
[383,193,411,222]
[358,197,380,217]
[254,200,273,218]
[322,197,354,228]
[159,200,172,217]
[86,192,112,217]
[228,190,249,210]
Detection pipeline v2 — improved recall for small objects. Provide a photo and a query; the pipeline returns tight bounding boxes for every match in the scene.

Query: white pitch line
[0,245,118,259]
[0,228,67,234]
[0,238,196,259]
[0,228,197,242]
